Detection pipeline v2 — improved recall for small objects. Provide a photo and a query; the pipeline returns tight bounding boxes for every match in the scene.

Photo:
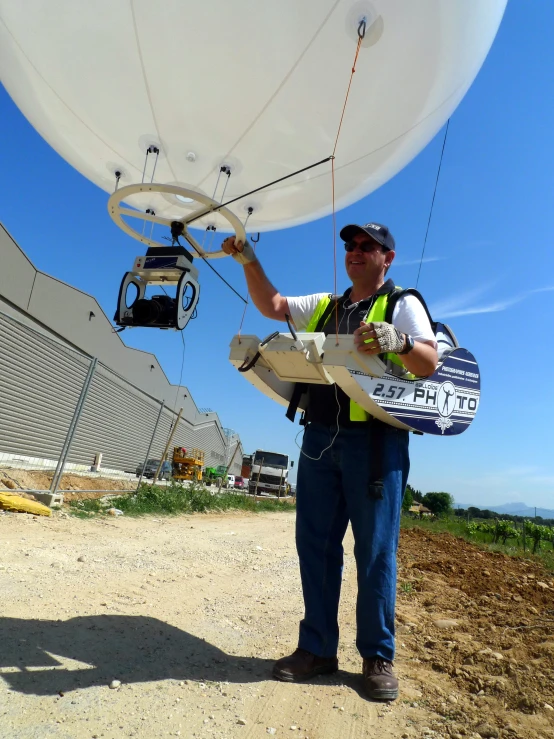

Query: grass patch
[401,514,554,573]
[69,498,106,514]
[68,482,296,517]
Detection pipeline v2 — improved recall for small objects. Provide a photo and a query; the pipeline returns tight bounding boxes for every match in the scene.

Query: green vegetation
[402,485,413,512]
[421,492,454,516]
[68,482,295,516]
[453,505,554,526]
[466,519,554,553]
[466,519,519,545]
[401,514,554,571]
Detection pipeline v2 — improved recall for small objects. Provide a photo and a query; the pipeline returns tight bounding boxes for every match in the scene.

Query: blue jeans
[295,422,410,662]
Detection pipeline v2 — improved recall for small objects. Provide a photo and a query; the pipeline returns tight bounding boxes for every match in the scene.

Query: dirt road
[1,511,553,739]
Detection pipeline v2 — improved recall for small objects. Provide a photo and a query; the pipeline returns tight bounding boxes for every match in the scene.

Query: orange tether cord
[331,24,365,342]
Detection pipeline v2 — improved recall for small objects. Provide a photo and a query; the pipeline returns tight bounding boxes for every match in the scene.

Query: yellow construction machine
[172,447,204,482]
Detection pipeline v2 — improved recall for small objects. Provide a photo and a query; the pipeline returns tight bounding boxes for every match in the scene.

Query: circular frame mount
[107,183,246,258]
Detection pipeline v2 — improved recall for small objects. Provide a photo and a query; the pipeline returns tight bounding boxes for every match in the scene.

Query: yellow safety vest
[305,288,414,422]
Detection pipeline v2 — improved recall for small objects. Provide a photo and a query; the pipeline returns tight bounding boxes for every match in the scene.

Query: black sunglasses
[344,240,387,253]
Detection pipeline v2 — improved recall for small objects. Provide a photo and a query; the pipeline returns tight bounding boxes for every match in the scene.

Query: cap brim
[339,224,390,249]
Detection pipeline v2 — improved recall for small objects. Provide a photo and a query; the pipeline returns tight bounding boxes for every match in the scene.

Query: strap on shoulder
[314,294,344,332]
[384,287,436,331]
[286,293,342,425]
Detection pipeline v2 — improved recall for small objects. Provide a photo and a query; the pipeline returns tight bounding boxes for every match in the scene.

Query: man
[222,222,437,700]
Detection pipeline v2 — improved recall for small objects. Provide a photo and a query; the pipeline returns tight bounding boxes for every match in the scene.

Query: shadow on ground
[0,616,368,699]
[0,615,279,695]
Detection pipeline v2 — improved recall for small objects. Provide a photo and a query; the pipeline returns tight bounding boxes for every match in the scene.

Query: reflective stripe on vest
[305,288,414,421]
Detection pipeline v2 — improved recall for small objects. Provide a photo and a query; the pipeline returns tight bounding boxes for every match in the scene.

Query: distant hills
[455,501,554,520]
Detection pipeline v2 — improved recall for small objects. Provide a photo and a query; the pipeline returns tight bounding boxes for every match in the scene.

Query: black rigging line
[179,236,248,304]
[173,330,186,412]
[163,231,248,305]
[164,330,187,451]
[185,155,333,227]
[158,155,332,305]
[174,155,333,302]
[415,119,450,289]
[157,286,187,416]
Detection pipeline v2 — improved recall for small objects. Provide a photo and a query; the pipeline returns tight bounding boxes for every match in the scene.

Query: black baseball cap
[340,222,396,251]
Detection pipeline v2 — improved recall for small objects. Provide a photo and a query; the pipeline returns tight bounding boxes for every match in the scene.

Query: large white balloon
[1,0,506,233]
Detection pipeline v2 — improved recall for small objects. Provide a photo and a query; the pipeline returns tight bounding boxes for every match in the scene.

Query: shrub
[69,482,295,516]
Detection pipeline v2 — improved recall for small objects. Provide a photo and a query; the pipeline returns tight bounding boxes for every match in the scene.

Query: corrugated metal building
[0,224,243,476]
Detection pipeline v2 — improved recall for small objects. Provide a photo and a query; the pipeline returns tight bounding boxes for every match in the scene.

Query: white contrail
[430,285,554,319]
[394,256,444,267]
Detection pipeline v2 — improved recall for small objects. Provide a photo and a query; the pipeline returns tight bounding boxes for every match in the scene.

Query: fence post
[136,401,165,491]
[50,357,98,495]
[153,408,182,485]
[218,442,241,494]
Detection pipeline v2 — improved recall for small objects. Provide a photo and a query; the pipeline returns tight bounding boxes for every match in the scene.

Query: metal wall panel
[0,309,243,477]
[0,312,91,463]
[68,365,165,472]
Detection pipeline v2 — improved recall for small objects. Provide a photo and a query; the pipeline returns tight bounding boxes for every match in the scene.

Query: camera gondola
[114,244,200,331]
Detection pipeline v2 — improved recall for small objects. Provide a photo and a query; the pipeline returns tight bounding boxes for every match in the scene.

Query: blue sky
[1,1,554,510]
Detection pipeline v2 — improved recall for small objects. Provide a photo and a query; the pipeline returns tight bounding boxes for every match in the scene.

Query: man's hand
[221,236,257,265]
[354,321,438,376]
[353,321,406,354]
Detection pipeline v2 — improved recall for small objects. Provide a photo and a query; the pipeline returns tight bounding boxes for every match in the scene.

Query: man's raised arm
[222,236,290,322]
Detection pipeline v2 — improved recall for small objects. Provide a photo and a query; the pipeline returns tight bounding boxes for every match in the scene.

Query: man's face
[344,232,395,281]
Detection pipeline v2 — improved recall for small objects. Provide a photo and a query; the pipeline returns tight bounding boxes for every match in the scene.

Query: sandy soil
[0,468,137,498]
[1,510,553,739]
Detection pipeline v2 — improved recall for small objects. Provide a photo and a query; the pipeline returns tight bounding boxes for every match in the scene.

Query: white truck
[249,450,292,496]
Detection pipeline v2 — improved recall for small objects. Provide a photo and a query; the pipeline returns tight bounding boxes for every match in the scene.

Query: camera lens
[133,296,175,325]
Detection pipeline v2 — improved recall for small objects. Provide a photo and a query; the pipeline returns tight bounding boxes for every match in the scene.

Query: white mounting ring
[107,183,246,259]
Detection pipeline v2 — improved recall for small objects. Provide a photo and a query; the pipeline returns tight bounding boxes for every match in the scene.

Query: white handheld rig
[230,328,480,437]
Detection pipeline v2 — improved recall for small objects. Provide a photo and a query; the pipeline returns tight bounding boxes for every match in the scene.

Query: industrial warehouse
[0,223,243,492]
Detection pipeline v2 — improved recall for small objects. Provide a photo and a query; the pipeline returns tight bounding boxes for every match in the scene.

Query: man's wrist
[232,240,257,265]
[398,334,415,355]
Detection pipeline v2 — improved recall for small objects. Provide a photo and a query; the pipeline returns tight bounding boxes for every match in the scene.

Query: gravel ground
[0,510,553,739]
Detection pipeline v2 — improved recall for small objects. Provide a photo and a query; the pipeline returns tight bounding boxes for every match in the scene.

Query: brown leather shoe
[362,657,399,701]
[273,648,338,682]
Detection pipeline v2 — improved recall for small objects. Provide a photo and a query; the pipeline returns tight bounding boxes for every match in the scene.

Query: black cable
[160,155,333,306]
[238,352,261,373]
[415,119,450,289]
[177,157,335,302]
[171,331,186,414]
[165,330,187,452]
[260,330,280,347]
[238,330,280,373]
[162,156,333,305]
[285,313,297,340]
[186,155,333,228]
[177,331,186,390]
[176,236,248,304]
[157,284,186,406]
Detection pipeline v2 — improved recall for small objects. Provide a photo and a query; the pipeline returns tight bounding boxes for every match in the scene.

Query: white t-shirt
[286,292,436,345]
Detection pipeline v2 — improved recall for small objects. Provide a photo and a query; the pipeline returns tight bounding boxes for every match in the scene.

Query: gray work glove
[354,321,406,354]
[371,322,406,353]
